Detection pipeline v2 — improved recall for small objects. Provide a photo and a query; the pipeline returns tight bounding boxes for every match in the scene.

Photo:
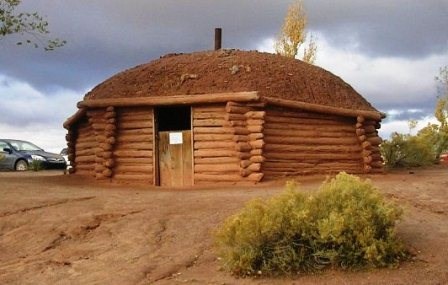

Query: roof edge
[63,108,87,129]
[263,96,386,120]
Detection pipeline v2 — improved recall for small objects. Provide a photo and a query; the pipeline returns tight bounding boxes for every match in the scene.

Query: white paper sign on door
[169,132,183,144]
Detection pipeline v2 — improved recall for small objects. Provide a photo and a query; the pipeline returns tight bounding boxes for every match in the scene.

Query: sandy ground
[0,167,447,285]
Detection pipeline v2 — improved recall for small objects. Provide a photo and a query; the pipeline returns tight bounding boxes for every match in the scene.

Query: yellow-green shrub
[214,173,407,276]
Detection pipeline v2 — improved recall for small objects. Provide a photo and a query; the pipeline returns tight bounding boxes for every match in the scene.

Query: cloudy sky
[1,0,447,152]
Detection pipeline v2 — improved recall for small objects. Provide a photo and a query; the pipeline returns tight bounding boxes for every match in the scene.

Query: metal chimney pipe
[214,28,222,50]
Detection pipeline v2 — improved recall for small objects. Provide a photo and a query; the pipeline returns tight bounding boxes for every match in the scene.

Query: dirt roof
[85,49,378,112]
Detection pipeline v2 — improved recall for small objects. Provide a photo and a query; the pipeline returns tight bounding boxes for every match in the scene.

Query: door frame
[153,105,194,186]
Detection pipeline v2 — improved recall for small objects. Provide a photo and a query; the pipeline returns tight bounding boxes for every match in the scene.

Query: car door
[0,141,15,170]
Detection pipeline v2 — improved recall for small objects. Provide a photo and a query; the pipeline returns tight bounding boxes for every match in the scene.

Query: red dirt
[0,167,447,284]
[85,50,377,112]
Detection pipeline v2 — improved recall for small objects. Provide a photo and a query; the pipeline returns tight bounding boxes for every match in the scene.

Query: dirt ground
[0,167,447,285]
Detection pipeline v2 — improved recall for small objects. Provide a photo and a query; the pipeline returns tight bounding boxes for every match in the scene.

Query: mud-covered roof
[85,49,378,112]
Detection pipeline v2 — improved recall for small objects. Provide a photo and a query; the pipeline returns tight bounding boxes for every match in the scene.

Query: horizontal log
[113,174,153,181]
[235,142,252,152]
[193,119,226,127]
[193,106,226,113]
[265,152,362,161]
[194,134,234,141]
[264,144,362,153]
[267,108,346,121]
[363,156,373,164]
[117,114,153,122]
[79,92,259,108]
[95,165,107,172]
[247,125,263,133]
[240,160,252,168]
[264,123,355,133]
[113,150,153,158]
[265,115,352,126]
[114,165,153,173]
[264,97,384,120]
[233,135,249,142]
[106,137,116,145]
[194,141,235,149]
[75,149,95,157]
[245,111,266,119]
[193,127,233,134]
[227,120,247,127]
[248,163,261,172]
[116,134,153,143]
[264,128,355,139]
[250,149,263,155]
[232,127,251,135]
[194,164,239,173]
[247,173,264,182]
[248,133,264,140]
[104,112,116,119]
[114,157,153,164]
[249,140,265,149]
[75,155,96,163]
[194,112,225,120]
[356,129,366,136]
[117,128,153,136]
[99,143,113,151]
[104,159,115,168]
[364,125,377,134]
[194,173,242,182]
[118,121,153,130]
[250,155,265,163]
[75,141,97,149]
[237,152,251,160]
[357,116,365,123]
[225,113,246,121]
[264,136,359,145]
[367,136,382,145]
[95,156,104,163]
[370,161,384,168]
[64,108,87,129]
[246,119,264,126]
[105,124,116,132]
[194,149,236,157]
[225,105,252,114]
[240,168,252,177]
[358,135,367,142]
[102,151,113,159]
[194,157,239,164]
[115,142,153,150]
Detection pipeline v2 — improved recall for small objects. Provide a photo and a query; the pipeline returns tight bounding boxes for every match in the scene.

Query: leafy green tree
[0,0,65,50]
[274,0,317,64]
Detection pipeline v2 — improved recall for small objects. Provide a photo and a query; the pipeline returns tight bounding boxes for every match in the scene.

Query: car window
[0,142,8,152]
[9,141,42,151]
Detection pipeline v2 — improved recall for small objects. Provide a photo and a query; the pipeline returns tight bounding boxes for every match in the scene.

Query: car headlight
[31,154,46,161]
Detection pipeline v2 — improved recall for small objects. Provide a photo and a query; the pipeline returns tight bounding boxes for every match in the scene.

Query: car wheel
[15,160,28,171]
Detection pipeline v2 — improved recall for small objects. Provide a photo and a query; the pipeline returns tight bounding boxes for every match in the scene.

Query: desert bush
[214,173,407,276]
[30,160,43,171]
[380,132,435,168]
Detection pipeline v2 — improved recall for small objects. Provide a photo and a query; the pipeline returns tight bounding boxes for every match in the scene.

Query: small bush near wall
[214,173,408,277]
[380,133,436,168]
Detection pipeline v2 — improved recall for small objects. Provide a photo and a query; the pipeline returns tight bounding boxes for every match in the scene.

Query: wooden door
[158,130,192,187]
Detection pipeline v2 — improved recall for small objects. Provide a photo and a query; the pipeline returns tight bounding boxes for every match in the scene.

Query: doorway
[155,106,192,187]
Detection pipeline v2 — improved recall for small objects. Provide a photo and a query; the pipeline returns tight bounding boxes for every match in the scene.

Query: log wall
[263,106,364,178]
[192,104,241,185]
[71,117,96,176]
[355,116,384,173]
[112,107,154,183]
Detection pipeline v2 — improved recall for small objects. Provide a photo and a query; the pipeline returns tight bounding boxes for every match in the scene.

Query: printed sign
[169,132,183,144]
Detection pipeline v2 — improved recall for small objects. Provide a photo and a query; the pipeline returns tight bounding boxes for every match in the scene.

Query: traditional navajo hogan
[64,49,385,187]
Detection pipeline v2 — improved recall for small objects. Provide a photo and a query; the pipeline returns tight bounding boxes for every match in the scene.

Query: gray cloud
[1,0,446,94]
